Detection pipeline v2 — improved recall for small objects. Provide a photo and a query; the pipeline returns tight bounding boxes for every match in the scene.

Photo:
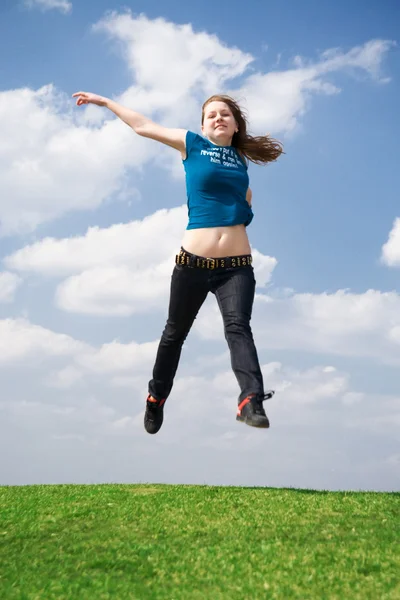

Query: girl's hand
[72,91,107,107]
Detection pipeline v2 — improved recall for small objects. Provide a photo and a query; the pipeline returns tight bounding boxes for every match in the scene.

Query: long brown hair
[201,94,283,165]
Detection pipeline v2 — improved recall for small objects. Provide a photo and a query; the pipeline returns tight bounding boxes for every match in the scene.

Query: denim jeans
[148,257,265,403]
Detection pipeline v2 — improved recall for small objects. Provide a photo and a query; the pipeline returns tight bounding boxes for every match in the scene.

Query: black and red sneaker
[144,395,166,434]
[236,391,274,428]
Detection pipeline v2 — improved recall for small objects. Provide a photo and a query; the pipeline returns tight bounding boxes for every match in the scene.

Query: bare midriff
[181,224,252,258]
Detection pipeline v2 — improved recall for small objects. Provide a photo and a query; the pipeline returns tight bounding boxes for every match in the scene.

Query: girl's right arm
[72,92,187,157]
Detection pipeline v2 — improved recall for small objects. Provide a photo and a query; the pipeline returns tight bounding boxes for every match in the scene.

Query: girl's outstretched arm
[72,91,186,154]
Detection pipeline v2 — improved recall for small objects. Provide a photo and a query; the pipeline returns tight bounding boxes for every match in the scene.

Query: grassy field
[0,484,399,599]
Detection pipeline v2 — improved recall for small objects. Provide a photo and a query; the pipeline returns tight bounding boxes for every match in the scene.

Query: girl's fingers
[72,92,89,106]
[72,91,102,107]
[72,91,90,106]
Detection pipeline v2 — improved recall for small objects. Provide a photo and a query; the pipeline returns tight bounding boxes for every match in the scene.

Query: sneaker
[236,391,274,428]
[144,395,166,434]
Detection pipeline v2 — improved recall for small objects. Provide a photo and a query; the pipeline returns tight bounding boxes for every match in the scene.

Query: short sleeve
[235,149,248,170]
[184,131,201,160]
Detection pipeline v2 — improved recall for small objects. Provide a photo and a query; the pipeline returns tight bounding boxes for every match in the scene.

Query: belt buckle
[207,258,215,270]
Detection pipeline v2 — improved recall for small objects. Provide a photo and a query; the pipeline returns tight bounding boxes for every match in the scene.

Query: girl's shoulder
[186,130,208,147]
[184,131,211,160]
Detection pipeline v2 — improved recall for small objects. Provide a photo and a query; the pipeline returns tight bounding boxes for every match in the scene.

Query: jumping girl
[72,90,283,434]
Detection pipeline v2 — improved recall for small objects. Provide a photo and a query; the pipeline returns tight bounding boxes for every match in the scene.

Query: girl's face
[201,101,237,146]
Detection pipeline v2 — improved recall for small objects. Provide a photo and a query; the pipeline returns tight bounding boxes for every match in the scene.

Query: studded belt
[175,248,252,270]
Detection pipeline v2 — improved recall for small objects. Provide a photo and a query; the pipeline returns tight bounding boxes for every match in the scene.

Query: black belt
[175,249,252,270]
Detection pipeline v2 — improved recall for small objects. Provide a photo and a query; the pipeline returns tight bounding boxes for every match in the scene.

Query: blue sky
[0,0,399,491]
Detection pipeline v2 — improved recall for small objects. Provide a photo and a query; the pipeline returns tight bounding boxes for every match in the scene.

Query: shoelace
[146,401,162,423]
[147,397,166,410]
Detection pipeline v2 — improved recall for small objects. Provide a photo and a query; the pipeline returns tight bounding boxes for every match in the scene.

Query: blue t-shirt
[182,131,254,230]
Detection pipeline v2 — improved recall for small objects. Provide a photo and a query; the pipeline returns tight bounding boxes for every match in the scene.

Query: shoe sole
[236,415,270,428]
[144,422,163,434]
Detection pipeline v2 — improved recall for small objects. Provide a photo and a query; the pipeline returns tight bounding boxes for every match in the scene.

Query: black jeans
[148,257,265,403]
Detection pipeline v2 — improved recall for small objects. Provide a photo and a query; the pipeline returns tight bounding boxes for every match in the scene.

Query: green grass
[0,484,399,599]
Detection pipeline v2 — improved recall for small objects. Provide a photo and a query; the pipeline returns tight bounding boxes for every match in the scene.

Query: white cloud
[0,318,88,364]
[0,12,397,492]
[76,339,158,374]
[1,333,398,490]
[95,14,395,142]
[24,0,72,14]
[44,366,83,389]
[0,12,393,235]
[94,13,253,105]
[267,363,349,405]
[319,40,395,81]
[346,406,400,435]
[342,392,365,406]
[208,360,351,411]
[0,317,160,381]
[96,14,394,137]
[0,313,353,406]
[4,208,278,315]
[381,217,400,267]
[235,39,394,134]
[55,264,173,316]
[4,203,400,366]
[251,250,277,287]
[0,307,397,491]
[5,207,187,276]
[388,326,400,344]
[0,85,157,235]
[5,207,187,315]
[0,272,21,302]
[5,202,400,365]
[195,288,400,365]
